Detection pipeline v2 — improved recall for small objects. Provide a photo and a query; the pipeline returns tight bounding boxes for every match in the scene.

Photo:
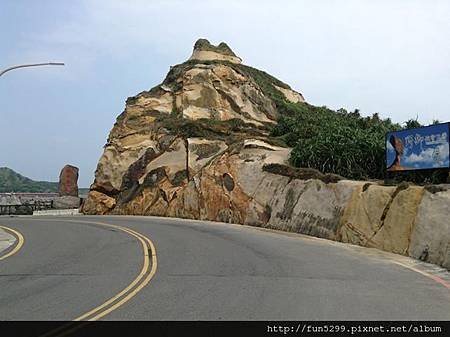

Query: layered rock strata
[83,39,450,270]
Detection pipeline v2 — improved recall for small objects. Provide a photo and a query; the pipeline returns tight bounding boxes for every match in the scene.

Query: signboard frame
[385,122,450,173]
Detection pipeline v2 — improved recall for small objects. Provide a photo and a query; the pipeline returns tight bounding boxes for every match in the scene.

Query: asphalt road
[0,215,449,321]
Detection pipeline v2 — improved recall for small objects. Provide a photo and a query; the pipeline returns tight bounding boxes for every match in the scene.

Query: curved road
[0,215,449,320]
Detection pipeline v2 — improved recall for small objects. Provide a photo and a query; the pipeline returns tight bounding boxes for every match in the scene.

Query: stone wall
[83,136,450,270]
[409,189,450,269]
[263,178,450,270]
[81,38,449,270]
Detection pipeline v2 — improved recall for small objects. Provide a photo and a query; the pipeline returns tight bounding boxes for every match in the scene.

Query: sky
[1,0,449,186]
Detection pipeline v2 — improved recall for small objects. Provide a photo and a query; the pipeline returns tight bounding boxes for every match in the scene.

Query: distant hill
[0,167,58,193]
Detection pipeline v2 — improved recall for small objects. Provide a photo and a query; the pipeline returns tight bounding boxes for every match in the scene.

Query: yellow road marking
[71,220,157,321]
[84,224,158,321]
[0,225,25,261]
[27,218,157,323]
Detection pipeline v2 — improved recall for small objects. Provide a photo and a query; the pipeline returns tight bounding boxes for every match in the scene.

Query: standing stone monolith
[58,165,79,197]
[53,165,81,209]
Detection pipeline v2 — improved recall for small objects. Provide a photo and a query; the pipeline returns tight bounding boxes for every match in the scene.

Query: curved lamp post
[0,62,64,77]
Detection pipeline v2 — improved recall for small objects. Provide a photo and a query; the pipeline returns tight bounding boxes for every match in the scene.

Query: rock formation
[82,38,304,219]
[58,165,79,197]
[55,164,80,209]
[189,38,242,64]
[82,39,450,270]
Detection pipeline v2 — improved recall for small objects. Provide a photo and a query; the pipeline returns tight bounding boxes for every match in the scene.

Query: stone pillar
[54,165,81,209]
[58,165,79,197]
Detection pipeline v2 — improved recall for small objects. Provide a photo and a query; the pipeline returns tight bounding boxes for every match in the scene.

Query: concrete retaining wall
[264,180,450,270]
[33,209,80,216]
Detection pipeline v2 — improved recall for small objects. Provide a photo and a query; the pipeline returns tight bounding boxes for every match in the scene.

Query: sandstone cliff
[83,39,304,222]
[83,39,450,270]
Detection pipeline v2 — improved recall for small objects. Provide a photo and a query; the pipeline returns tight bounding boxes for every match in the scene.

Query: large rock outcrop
[83,39,450,270]
[83,39,304,217]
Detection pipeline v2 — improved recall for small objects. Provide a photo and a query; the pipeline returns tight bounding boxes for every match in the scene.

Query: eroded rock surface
[339,184,424,255]
[82,39,450,270]
[83,39,303,217]
[410,189,450,269]
[58,165,79,197]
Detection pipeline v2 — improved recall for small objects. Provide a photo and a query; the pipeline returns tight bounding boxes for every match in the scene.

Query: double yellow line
[36,219,158,322]
[38,219,158,337]
[71,220,158,321]
[0,225,25,261]
[1,219,157,327]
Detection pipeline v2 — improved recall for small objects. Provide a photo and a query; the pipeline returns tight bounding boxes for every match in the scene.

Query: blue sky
[1,0,450,186]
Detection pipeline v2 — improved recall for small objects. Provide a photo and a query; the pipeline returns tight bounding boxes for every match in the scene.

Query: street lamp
[0,62,64,77]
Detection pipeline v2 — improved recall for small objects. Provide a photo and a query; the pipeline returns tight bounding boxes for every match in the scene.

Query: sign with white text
[386,123,450,171]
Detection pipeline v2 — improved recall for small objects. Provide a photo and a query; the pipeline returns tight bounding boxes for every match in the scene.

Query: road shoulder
[0,227,16,256]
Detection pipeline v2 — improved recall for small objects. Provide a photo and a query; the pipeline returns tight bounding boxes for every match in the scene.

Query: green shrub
[231,63,444,182]
[152,59,444,183]
[270,105,400,180]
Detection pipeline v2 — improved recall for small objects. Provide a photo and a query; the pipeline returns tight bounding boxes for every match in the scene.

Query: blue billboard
[386,123,449,171]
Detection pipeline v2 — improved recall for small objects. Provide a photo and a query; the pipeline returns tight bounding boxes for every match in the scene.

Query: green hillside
[0,167,58,193]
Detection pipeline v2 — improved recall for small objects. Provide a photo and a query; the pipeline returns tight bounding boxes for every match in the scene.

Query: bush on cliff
[271,106,400,180]
[272,104,447,183]
[154,59,445,183]
[230,63,446,183]
[233,64,397,180]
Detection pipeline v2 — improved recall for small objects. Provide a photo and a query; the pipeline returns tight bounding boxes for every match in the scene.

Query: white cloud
[404,144,449,167]
[10,0,450,124]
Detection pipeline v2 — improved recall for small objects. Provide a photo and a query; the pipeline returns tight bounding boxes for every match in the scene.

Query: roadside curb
[0,226,16,256]
[91,214,450,290]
